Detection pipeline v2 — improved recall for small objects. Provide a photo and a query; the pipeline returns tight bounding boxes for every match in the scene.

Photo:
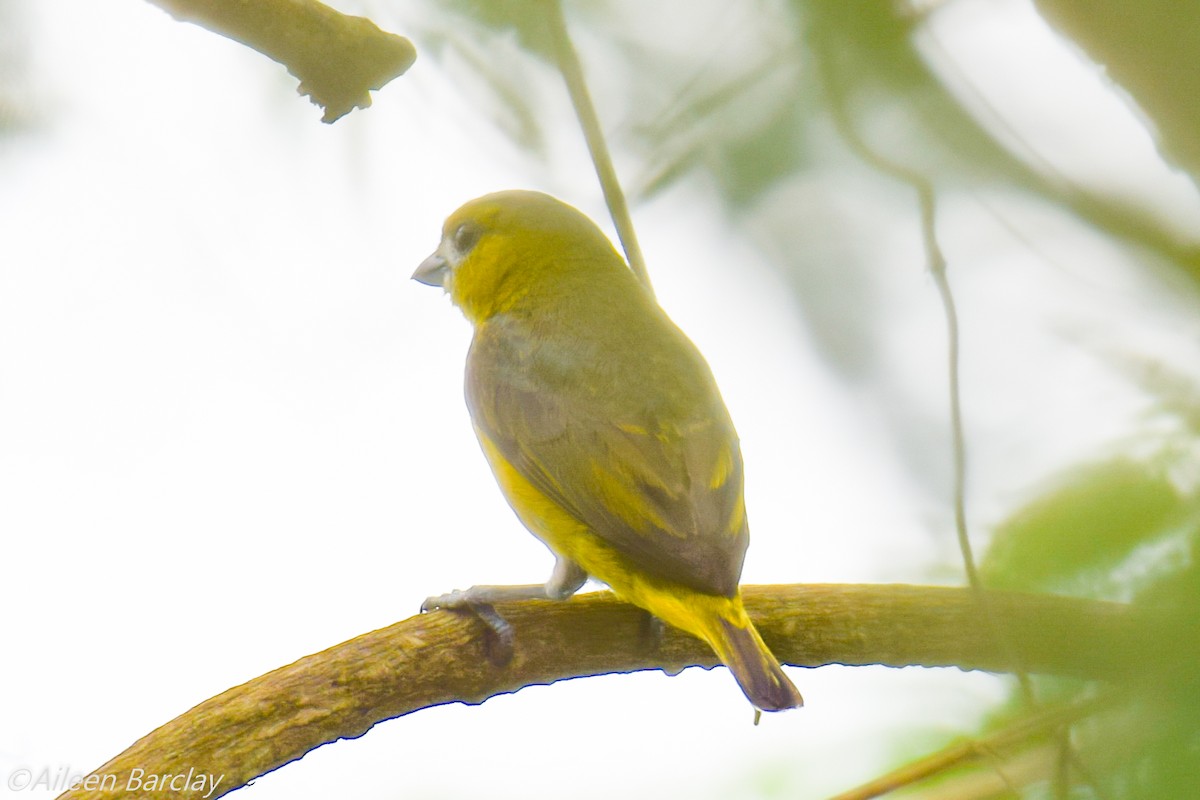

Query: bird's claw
[421,589,472,614]
[420,588,515,667]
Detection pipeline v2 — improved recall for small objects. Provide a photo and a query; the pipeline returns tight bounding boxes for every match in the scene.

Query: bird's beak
[413,250,449,287]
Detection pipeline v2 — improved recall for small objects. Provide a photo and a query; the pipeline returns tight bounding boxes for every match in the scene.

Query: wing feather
[466,314,748,597]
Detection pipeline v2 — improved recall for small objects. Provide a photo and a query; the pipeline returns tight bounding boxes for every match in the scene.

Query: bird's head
[413,190,626,324]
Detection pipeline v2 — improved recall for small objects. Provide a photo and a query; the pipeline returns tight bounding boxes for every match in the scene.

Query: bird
[413,190,803,712]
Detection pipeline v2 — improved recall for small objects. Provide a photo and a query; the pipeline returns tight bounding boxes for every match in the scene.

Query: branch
[543,0,653,294]
[59,585,1149,800]
[828,694,1111,800]
[145,0,416,122]
[1032,0,1200,187]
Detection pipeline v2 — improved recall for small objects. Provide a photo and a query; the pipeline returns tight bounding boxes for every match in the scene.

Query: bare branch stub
[149,0,416,122]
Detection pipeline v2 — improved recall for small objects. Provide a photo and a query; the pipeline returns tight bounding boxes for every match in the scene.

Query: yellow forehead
[442,190,605,243]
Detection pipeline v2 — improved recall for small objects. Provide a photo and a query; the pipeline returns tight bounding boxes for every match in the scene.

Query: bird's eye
[452,222,482,254]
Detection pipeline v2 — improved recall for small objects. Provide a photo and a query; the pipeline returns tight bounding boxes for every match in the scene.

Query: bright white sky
[2,1,1199,798]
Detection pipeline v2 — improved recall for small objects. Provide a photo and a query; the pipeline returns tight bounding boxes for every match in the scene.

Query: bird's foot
[420,584,553,667]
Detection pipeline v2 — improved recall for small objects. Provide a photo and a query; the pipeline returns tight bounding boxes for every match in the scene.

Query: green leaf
[981,458,1185,596]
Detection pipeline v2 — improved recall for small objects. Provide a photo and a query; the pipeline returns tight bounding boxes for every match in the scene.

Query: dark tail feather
[716,617,804,712]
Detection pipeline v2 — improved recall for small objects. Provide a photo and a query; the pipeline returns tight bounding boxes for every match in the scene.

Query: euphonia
[413,190,803,712]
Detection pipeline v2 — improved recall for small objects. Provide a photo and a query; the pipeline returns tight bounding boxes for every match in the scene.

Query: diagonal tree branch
[58,584,1153,800]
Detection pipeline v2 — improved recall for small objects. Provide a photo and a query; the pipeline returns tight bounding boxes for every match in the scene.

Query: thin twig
[543,0,653,294]
[815,37,1035,700]
[828,694,1112,800]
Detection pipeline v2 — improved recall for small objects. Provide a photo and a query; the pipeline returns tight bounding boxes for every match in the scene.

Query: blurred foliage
[404,0,558,152]
[397,0,1200,796]
[0,0,34,133]
[970,366,1200,794]
[981,458,1193,600]
[979,358,1200,608]
[404,0,1200,389]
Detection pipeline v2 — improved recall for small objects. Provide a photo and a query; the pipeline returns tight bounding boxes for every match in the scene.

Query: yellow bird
[414,190,802,712]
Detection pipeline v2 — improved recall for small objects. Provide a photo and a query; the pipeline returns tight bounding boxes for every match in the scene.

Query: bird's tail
[703,599,803,712]
[608,575,803,712]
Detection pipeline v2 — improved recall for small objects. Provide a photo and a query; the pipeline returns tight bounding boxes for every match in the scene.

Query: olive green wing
[466,318,748,598]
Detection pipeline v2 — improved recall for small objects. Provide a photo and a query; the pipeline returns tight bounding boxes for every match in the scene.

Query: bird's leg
[638,610,668,652]
[420,559,588,665]
[545,557,588,599]
[420,558,587,612]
